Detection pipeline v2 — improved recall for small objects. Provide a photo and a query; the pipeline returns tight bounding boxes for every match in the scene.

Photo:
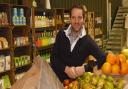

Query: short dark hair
[70,4,85,18]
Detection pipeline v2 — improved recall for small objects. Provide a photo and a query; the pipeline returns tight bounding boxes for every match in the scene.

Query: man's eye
[71,16,83,20]
[71,17,75,19]
[78,16,82,20]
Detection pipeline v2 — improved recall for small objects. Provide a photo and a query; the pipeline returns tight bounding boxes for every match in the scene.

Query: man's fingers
[75,66,85,77]
[65,66,77,79]
[70,67,77,78]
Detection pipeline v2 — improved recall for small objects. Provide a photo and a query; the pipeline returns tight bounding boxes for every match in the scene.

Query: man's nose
[74,18,79,23]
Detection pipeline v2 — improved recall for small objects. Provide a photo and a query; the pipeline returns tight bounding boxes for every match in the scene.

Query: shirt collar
[64,24,86,38]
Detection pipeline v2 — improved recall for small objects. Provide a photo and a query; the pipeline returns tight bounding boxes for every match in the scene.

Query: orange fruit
[116,54,126,65]
[63,79,70,86]
[126,60,128,64]
[102,62,112,74]
[120,62,128,75]
[106,53,116,65]
[111,64,120,74]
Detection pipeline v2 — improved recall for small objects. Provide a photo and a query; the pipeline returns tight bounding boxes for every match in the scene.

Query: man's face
[70,8,84,32]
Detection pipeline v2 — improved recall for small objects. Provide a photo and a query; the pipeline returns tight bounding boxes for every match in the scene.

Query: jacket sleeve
[87,36,106,69]
[50,31,66,72]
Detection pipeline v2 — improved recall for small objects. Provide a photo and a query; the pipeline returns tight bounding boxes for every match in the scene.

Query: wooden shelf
[0,26,10,29]
[37,44,54,51]
[15,63,32,74]
[35,26,55,29]
[13,25,29,27]
[35,26,55,32]
[35,8,54,15]
[11,4,28,8]
[12,25,31,30]
[15,62,32,69]
[14,44,31,49]
[94,34,103,38]
[0,48,10,51]
[0,70,10,75]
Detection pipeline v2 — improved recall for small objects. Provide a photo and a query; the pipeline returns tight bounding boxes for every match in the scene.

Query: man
[50,4,106,82]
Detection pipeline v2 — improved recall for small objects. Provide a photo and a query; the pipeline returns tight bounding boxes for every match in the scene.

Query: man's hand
[75,66,85,77]
[64,66,77,79]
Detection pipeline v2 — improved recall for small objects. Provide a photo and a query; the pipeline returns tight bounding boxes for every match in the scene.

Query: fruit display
[63,72,125,89]
[102,52,128,75]
[121,49,128,59]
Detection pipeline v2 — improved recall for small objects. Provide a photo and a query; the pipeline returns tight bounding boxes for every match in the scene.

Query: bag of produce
[11,56,64,89]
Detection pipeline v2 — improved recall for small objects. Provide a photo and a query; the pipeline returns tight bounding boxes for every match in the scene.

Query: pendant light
[45,0,51,9]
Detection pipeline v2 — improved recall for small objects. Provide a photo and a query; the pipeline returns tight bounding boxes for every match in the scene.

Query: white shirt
[64,24,86,52]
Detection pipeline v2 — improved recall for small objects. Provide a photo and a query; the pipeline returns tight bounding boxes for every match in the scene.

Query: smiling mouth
[74,25,80,27]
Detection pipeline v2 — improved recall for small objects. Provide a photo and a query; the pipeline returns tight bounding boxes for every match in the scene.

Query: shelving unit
[0,31,12,78]
[94,16,103,49]
[12,26,32,69]
[86,12,103,49]
[63,9,70,27]
[0,3,14,85]
[0,3,32,86]
[54,8,64,30]
[87,12,95,39]
[31,7,57,63]
[31,7,71,63]
[10,5,32,83]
